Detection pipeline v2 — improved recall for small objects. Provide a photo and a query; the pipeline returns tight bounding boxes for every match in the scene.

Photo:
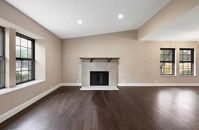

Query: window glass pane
[179,63,192,75]
[16,46,20,58]
[160,63,173,75]
[28,49,32,58]
[16,60,21,71]
[0,29,4,56]
[0,58,4,73]
[0,27,4,88]
[22,71,29,81]
[0,73,4,87]
[21,38,28,47]
[16,71,21,83]
[16,36,20,46]
[21,47,28,58]
[28,71,32,80]
[22,60,28,71]
[0,44,3,56]
[0,47,3,57]
[28,40,32,48]
[28,61,32,70]
[180,49,193,62]
[160,49,173,62]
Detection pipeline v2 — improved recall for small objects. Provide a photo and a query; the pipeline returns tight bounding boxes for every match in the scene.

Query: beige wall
[0,1,62,115]
[62,31,199,84]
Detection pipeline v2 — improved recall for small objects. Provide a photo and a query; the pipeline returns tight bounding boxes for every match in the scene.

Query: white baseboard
[118,83,199,87]
[0,83,62,124]
[60,82,199,87]
[60,83,82,86]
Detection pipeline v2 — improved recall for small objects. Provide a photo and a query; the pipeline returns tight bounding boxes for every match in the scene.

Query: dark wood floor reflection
[1,86,199,130]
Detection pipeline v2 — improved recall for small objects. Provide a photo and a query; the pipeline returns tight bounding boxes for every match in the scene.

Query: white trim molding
[118,83,199,87]
[60,82,199,87]
[0,83,62,123]
[60,83,82,86]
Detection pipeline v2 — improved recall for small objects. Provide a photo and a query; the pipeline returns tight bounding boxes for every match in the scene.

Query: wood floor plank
[0,86,199,130]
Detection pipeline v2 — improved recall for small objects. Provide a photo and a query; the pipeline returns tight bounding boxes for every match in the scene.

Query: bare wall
[62,31,199,84]
[0,1,62,115]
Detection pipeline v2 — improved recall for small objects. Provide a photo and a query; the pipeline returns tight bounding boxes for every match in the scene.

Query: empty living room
[0,0,199,129]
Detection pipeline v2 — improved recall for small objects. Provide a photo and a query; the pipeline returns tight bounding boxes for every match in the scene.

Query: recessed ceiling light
[118,14,124,20]
[77,19,83,24]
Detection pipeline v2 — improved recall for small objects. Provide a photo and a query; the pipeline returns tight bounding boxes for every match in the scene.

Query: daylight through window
[160,48,175,75]
[16,33,35,84]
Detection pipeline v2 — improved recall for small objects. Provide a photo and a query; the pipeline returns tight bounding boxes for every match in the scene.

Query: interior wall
[62,31,199,84]
[0,1,62,115]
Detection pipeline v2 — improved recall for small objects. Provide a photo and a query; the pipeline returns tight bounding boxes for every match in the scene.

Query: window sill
[160,75,177,77]
[0,80,45,96]
[178,75,197,77]
[160,75,197,77]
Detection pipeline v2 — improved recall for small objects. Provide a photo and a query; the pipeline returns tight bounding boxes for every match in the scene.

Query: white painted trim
[118,83,199,87]
[60,82,199,87]
[80,86,119,90]
[60,83,82,86]
[0,83,62,123]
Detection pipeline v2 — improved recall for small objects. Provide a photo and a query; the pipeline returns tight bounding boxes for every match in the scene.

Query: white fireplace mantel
[80,57,119,90]
[80,57,120,62]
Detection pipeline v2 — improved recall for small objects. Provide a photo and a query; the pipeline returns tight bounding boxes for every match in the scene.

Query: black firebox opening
[90,71,109,86]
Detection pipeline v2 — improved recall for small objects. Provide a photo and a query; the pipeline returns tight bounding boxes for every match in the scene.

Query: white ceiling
[142,5,199,41]
[5,0,170,39]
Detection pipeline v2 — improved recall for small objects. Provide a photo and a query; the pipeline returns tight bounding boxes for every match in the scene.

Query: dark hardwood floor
[1,86,199,130]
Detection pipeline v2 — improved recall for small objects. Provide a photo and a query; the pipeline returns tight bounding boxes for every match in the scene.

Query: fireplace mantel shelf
[80,57,120,62]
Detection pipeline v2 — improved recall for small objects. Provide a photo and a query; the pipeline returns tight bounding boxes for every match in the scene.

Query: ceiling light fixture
[118,14,124,20]
[77,19,83,24]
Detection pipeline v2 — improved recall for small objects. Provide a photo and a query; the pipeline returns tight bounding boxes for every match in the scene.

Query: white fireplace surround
[80,57,119,90]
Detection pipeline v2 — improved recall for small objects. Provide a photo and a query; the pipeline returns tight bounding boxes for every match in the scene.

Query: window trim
[16,33,35,85]
[0,26,5,89]
[160,48,175,75]
[179,48,194,75]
